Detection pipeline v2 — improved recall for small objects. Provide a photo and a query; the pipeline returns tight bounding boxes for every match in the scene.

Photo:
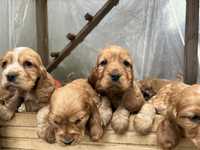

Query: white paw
[111,109,129,134]
[99,106,112,127]
[134,103,155,135]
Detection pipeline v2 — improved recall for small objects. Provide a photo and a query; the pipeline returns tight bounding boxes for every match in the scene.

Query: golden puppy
[134,79,187,134]
[0,47,56,120]
[88,45,144,134]
[157,84,200,150]
[37,79,103,145]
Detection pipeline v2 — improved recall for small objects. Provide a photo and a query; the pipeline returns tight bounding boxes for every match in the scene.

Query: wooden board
[0,113,196,150]
[184,0,199,84]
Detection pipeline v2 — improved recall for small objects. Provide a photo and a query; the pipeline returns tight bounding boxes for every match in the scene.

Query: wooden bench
[0,113,196,150]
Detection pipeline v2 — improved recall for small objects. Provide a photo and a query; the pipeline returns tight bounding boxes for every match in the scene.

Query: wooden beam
[36,0,49,66]
[47,0,119,72]
[184,0,199,84]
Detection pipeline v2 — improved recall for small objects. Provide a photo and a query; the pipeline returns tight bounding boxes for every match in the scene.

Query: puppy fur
[0,47,56,120]
[134,79,184,135]
[135,79,200,149]
[88,45,145,134]
[37,79,103,145]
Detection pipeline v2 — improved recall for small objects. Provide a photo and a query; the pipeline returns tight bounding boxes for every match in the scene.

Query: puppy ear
[122,83,145,113]
[88,101,103,141]
[43,124,56,143]
[157,118,181,150]
[40,66,47,79]
[157,105,182,150]
[88,67,98,89]
[35,68,55,103]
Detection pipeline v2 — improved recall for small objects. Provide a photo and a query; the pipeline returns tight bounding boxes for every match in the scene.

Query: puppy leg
[157,119,181,150]
[37,105,55,143]
[98,96,112,127]
[0,91,22,121]
[123,84,145,113]
[134,102,156,135]
[88,102,104,141]
[111,105,130,134]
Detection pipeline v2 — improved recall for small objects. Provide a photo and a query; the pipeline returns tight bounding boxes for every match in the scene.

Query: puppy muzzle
[109,69,121,82]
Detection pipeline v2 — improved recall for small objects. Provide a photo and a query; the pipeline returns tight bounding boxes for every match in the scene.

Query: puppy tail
[133,102,156,135]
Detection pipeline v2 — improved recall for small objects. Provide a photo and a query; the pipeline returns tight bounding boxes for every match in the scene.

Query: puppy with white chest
[88,45,144,134]
[37,79,103,145]
[0,47,56,120]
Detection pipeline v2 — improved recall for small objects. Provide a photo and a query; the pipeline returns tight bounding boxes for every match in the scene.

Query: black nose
[110,74,121,81]
[63,138,74,145]
[6,73,18,82]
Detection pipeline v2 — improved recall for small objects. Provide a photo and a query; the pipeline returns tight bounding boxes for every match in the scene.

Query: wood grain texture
[36,0,49,66]
[184,0,199,84]
[0,113,196,150]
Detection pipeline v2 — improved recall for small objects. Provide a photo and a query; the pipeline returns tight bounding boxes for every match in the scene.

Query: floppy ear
[40,66,47,79]
[122,82,145,113]
[157,118,181,150]
[37,106,56,144]
[157,106,182,150]
[35,67,55,104]
[88,67,98,89]
[88,101,103,141]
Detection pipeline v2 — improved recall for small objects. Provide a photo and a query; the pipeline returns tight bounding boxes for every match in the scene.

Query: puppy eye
[99,60,107,66]
[1,61,7,68]
[189,115,200,123]
[123,60,131,67]
[23,61,33,68]
[75,119,81,125]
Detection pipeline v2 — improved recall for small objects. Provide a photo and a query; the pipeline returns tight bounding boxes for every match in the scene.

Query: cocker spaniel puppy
[88,45,144,134]
[134,79,186,134]
[0,47,56,120]
[134,79,200,149]
[37,79,103,145]
[157,84,200,150]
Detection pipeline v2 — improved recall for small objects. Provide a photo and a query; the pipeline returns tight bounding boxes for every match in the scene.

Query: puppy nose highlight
[111,73,121,81]
[6,73,18,82]
[63,137,74,145]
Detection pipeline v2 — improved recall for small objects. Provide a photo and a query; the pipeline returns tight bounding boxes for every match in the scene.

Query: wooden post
[36,0,49,66]
[184,0,199,84]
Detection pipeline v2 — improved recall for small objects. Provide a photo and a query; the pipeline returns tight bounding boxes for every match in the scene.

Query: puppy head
[1,47,47,91]
[50,109,90,145]
[89,45,134,94]
[49,87,102,145]
[170,85,200,148]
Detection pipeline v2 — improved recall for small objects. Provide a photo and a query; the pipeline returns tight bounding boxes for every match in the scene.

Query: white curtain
[0,0,189,82]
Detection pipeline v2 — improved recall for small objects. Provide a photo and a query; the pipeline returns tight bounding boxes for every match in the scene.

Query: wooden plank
[0,126,194,148]
[0,138,196,150]
[0,113,36,127]
[36,0,49,66]
[184,0,199,84]
[0,113,196,150]
[0,113,163,132]
[2,149,31,150]
[0,127,158,146]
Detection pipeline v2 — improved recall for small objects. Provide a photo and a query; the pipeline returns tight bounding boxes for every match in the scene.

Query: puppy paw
[0,105,14,121]
[111,108,130,134]
[134,103,155,135]
[90,125,104,141]
[98,96,112,127]
[99,106,112,127]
